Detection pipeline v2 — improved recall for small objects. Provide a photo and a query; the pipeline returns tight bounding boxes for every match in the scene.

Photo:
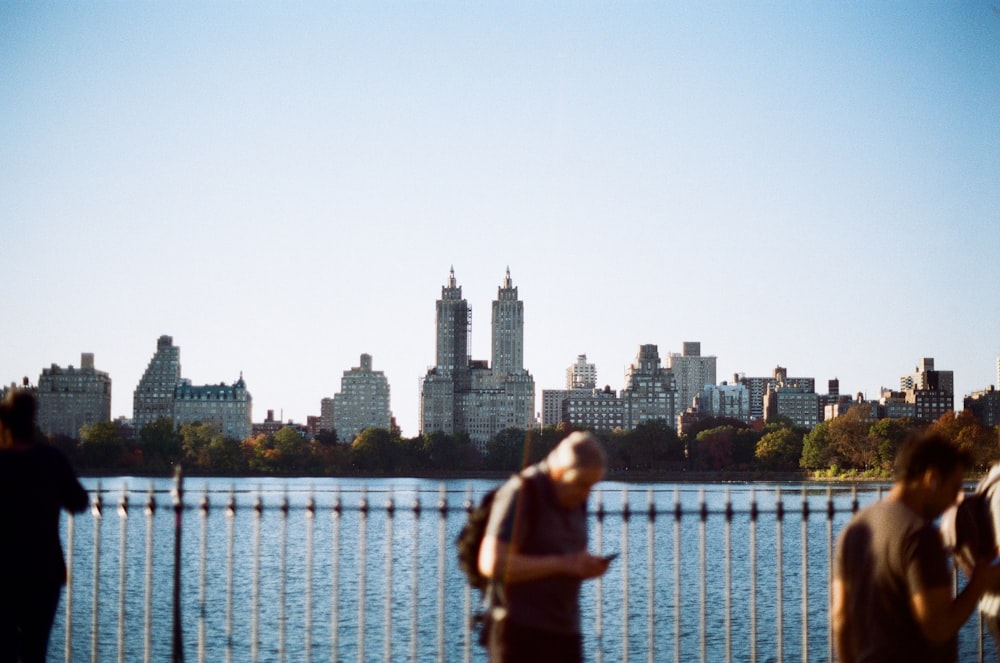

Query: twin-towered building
[419,267,535,449]
[9,272,983,442]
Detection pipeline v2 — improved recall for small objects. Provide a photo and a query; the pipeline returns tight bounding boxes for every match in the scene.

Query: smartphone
[601,552,619,563]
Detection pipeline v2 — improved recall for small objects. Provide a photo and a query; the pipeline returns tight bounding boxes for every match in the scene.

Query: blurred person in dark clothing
[0,390,88,663]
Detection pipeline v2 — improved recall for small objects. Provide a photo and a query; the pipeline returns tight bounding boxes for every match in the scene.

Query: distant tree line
[42,410,1000,478]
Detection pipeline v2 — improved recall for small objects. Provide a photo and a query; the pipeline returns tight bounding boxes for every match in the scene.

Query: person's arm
[477,533,609,584]
[911,558,1000,644]
[831,577,855,663]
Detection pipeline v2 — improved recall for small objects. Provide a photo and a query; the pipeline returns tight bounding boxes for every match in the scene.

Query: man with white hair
[477,431,611,663]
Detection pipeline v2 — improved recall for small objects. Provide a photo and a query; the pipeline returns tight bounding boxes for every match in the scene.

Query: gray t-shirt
[485,461,588,635]
[834,498,955,663]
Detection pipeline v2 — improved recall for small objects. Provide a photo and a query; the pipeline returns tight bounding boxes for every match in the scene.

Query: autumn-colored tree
[928,411,998,470]
[827,407,877,471]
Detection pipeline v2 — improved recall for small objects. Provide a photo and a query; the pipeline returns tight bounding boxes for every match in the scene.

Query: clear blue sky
[2,2,998,438]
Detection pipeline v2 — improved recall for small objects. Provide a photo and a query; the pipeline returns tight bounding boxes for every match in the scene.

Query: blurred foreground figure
[0,390,88,663]
[477,431,611,663]
[833,432,1000,663]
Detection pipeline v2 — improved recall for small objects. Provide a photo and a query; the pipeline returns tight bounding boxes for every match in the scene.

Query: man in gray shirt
[477,431,611,663]
[833,431,1000,663]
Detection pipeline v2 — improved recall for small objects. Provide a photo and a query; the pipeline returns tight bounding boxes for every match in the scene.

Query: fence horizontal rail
[54,476,991,663]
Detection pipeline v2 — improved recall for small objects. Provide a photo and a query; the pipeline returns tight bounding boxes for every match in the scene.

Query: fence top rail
[80,482,880,519]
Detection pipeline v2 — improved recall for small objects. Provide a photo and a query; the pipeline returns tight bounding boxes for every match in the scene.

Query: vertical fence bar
[305,493,315,663]
[749,488,757,663]
[279,493,289,663]
[801,488,809,663]
[172,468,184,663]
[198,490,209,663]
[775,488,784,663]
[725,488,733,663]
[225,489,236,663]
[144,486,156,663]
[117,488,129,663]
[621,488,630,663]
[410,496,421,663]
[594,490,605,663]
[65,509,76,663]
[462,488,473,663]
[331,488,342,663]
[826,486,834,663]
[91,487,102,663]
[674,488,681,663]
[358,488,368,663]
[251,492,262,663]
[436,485,447,663]
[647,489,655,663]
[384,492,395,663]
[699,489,707,663]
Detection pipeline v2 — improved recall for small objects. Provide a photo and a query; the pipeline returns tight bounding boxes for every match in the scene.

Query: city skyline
[3,3,998,437]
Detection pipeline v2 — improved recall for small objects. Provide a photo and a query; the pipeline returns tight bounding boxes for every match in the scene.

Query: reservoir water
[48,477,991,662]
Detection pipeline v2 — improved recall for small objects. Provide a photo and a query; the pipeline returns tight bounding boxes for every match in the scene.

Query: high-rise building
[541,354,598,427]
[563,386,624,433]
[668,342,717,412]
[566,354,597,390]
[36,353,111,438]
[965,386,1000,429]
[697,382,751,423]
[764,384,820,429]
[735,367,815,421]
[899,358,954,422]
[621,344,679,429]
[133,335,181,430]
[331,353,393,443]
[173,375,252,441]
[132,334,252,439]
[420,268,535,450]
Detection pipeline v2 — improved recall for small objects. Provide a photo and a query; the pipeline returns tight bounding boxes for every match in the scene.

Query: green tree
[273,427,308,470]
[350,427,403,472]
[79,421,127,468]
[869,417,924,473]
[756,428,804,471]
[139,418,181,471]
[179,422,226,470]
[484,428,528,472]
[800,421,835,472]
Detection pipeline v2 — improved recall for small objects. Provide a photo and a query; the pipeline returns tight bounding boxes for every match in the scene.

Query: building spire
[503,266,512,289]
[448,265,457,288]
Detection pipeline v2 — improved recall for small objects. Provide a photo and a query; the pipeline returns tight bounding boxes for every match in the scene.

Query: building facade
[331,353,393,444]
[697,382,751,423]
[668,342,717,413]
[965,386,1000,429]
[900,358,954,422]
[563,386,624,434]
[172,375,252,441]
[132,335,252,439]
[420,268,535,450]
[36,353,112,438]
[735,367,815,421]
[133,335,182,430]
[621,344,679,429]
[566,354,597,390]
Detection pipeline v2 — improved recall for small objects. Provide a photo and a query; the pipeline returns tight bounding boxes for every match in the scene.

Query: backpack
[456,484,504,593]
[941,469,1000,571]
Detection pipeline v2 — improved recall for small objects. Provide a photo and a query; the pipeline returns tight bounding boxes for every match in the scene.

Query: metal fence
[53,473,991,663]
